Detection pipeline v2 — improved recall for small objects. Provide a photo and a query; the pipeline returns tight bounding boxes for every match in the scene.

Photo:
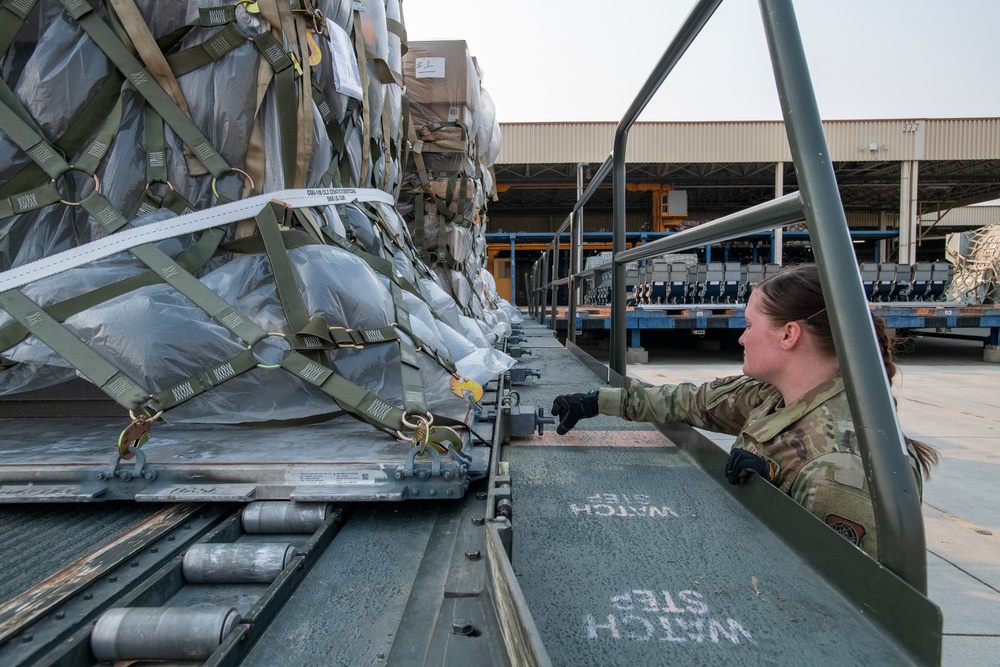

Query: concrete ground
[614,331,1000,666]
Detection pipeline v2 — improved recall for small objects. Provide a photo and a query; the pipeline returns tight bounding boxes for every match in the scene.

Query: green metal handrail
[528,0,927,594]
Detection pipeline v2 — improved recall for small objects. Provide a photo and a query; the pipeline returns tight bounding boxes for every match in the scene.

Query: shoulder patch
[825,514,867,547]
[710,375,743,389]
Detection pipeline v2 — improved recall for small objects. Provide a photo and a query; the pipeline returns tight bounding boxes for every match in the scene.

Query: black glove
[551,390,600,435]
[725,448,777,485]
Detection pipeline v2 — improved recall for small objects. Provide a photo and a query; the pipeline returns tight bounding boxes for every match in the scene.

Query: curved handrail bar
[757,0,926,590]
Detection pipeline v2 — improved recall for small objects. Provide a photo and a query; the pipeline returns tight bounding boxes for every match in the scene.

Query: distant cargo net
[948,225,1000,305]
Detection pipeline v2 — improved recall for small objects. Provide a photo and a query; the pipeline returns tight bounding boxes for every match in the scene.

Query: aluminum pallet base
[0,418,488,503]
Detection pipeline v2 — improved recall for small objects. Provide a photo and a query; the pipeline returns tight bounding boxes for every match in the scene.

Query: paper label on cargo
[290,470,388,485]
[326,20,363,100]
[415,57,445,79]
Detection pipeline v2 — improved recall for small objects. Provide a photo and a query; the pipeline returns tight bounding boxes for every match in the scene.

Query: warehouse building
[485,118,1000,305]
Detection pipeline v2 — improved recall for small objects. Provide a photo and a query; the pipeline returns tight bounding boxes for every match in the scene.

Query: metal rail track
[0,430,546,667]
[0,501,463,665]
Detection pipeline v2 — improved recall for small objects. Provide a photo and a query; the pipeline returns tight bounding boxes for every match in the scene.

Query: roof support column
[568,163,586,342]
[773,161,785,265]
[899,160,919,264]
[510,234,517,307]
[878,211,890,263]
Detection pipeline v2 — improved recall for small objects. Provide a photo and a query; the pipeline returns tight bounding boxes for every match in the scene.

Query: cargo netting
[0,0,518,440]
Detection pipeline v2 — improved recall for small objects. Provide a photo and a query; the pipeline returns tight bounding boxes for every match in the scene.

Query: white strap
[0,187,394,292]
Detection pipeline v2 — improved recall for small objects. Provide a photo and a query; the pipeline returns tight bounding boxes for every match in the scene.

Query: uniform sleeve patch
[825,514,867,547]
[710,375,743,389]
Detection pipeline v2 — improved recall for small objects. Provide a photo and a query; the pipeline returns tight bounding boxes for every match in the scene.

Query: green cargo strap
[413,137,468,155]
[130,242,268,345]
[79,191,268,347]
[390,278,426,415]
[152,348,258,410]
[279,350,405,433]
[165,23,247,77]
[352,8,371,184]
[254,202,348,352]
[132,190,163,219]
[367,50,401,87]
[198,4,238,26]
[76,92,125,176]
[385,17,407,53]
[221,228,319,255]
[0,100,72,179]
[320,112,357,187]
[157,13,241,67]
[435,198,448,267]
[0,71,125,199]
[399,92,411,166]
[255,203,413,379]
[326,325,399,349]
[132,186,198,221]
[318,224,458,376]
[107,0,204,181]
[380,92,393,189]
[418,120,468,142]
[0,228,226,353]
[142,105,169,186]
[0,0,38,54]
[249,30,299,187]
[412,194,427,260]
[0,72,122,213]
[160,188,196,215]
[0,181,61,218]
[0,288,150,409]
[408,146,431,191]
[59,0,231,178]
[447,172,472,225]
[291,207,326,243]
[312,80,346,154]
[80,190,131,233]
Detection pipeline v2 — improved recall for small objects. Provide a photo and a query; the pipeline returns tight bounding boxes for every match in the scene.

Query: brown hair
[755,264,938,479]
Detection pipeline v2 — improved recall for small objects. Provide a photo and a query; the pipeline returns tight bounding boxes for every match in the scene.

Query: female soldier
[551,264,937,558]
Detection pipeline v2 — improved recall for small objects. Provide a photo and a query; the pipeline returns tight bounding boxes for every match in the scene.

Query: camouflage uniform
[598,375,923,559]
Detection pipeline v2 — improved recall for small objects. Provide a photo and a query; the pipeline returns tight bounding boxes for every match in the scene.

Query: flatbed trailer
[0,319,942,665]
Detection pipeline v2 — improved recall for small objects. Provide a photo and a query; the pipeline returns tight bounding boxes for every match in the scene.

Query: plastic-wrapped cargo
[0,0,514,440]
[403,40,481,147]
[400,38,509,330]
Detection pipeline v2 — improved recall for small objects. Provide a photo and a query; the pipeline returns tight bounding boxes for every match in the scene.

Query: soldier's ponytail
[872,314,939,479]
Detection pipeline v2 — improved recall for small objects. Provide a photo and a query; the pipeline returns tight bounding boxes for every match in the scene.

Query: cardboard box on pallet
[404,41,482,147]
[403,40,481,105]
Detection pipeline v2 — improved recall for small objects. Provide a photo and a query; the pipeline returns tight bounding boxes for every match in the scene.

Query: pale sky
[402,0,1000,123]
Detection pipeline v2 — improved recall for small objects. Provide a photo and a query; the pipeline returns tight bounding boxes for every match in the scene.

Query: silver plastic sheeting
[0,1,516,430]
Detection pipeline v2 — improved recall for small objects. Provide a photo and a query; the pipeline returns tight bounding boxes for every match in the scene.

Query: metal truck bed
[0,417,487,503]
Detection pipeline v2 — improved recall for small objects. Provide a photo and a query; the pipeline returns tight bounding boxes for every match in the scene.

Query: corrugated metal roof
[497,118,1000,164]
[921,206,1000,228]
